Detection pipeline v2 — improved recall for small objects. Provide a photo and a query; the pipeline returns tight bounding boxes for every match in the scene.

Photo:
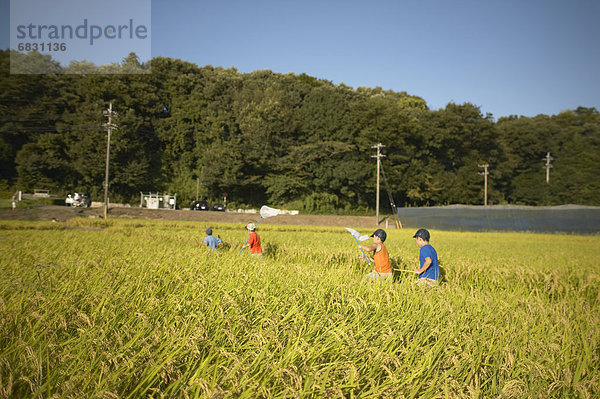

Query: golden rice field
[0,218,598,398]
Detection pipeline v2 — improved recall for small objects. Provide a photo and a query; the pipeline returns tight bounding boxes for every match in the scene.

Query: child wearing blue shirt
[203,228,222,251]
[413,228,440,286]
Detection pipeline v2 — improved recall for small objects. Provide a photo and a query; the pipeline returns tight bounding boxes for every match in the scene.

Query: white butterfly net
[260,206,281,219]
[345,227,369,241]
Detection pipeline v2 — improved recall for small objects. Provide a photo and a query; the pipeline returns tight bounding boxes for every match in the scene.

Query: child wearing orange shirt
[358,229,392,281]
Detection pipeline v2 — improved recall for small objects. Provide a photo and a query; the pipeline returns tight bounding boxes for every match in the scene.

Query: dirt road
[0,205,384,228]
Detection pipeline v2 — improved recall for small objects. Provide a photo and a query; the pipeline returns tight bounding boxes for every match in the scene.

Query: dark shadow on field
[391,257,447,284]
[263,243,279,259]
[439,261,447,283]
[391,257,408,283]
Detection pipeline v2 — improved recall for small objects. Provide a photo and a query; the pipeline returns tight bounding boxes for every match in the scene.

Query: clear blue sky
[2,0,599,118]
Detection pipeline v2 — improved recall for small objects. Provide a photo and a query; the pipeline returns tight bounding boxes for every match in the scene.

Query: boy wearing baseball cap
[413,228,440,286]
[242,222,263,258]
[203,227,222,251]
[358,228,392,281]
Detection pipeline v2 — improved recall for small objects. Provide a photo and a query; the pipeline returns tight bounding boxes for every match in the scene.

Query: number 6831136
[17,42,67,51]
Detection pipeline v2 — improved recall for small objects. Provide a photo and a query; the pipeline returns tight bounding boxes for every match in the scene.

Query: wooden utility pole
[371,143,386,226]
[103,103,116,219]
[196,177,200,201]
[543,152,553,184]
[478,163,489,206]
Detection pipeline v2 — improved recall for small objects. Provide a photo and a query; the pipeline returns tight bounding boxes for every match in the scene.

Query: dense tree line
[1,50,599,211]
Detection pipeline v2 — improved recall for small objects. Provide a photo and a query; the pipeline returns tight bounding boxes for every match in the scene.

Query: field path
[0,205,384,228]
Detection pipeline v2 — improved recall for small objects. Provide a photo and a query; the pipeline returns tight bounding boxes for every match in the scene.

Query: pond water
[397,205,600,234]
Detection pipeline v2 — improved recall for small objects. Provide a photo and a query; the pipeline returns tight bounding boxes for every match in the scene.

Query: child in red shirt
[242,222,263,258]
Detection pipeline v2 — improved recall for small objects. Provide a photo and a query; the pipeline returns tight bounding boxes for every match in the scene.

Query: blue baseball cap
[413,228,430,241]
[371,229,387,242]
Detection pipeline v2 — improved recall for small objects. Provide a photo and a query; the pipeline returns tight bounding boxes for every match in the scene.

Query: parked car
[190,200,210,211]
[212,203,226,212]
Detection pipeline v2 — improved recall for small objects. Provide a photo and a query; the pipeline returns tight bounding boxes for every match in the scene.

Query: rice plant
[0,219,598,398]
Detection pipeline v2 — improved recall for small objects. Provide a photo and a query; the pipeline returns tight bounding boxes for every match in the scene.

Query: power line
[379,161,402,229]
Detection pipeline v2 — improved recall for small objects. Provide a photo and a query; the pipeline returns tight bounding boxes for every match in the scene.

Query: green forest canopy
[1,50,599,211]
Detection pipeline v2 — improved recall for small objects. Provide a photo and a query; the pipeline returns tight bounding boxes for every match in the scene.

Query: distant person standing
[413,228,440,286]
[11,195,16,210]
[242,223,263,258]
[203,228,222,251]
